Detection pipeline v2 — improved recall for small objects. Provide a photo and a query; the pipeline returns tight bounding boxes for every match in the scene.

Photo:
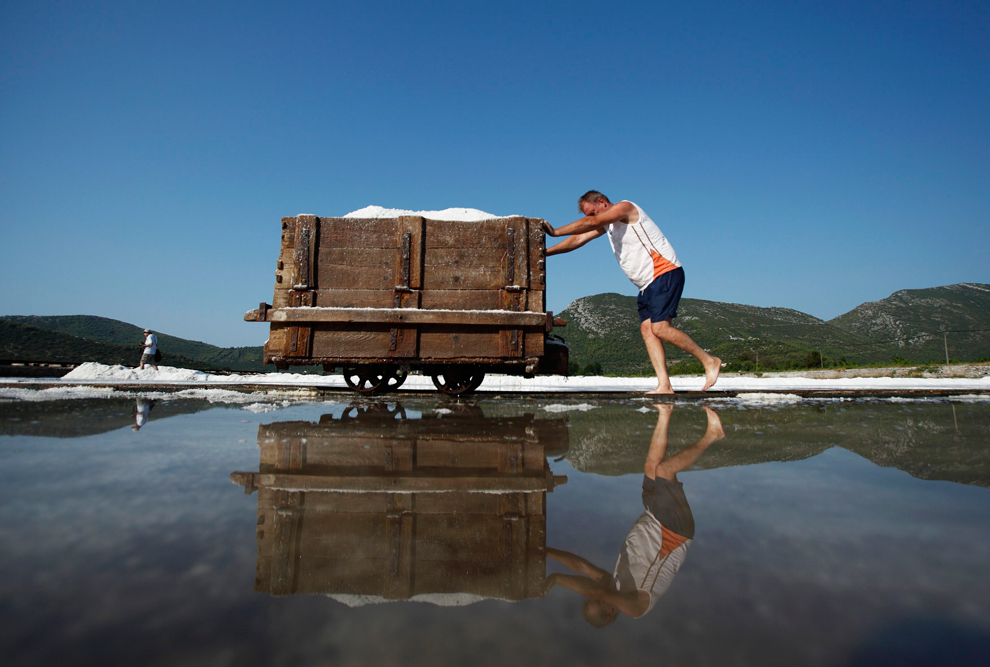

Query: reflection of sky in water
[1,399,988,666]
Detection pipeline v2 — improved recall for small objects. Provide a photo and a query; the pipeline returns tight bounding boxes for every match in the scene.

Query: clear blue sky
[2,1,988,347]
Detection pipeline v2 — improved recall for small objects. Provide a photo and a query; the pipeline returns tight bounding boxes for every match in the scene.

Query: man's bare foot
[702,406,726,440]
[645,385,675,395]
[653,403,674,415]
[702,357,722,391]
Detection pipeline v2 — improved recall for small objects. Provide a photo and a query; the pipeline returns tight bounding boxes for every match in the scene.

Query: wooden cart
[244,214,568,395]
[230,405,568,602]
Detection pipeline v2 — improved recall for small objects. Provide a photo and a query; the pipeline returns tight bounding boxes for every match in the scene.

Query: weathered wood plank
[397,216,425,289]
[318,247,395,269]
[421,263,506,290]
[423,219,511,249]
[419,290,503,310]
[270,307,547,327]
[320,218,398,248]
[415,442,501,468]
[310,328,392,358]
[318,265,394,290]
[419,327,501,358]
[248,472,552,493]
[528,218,546,290]
[292,215,318,289]
[524,330,545,357]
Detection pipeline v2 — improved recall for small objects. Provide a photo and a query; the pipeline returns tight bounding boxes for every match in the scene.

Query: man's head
[582,598,620,628]
[143,329,151,334]
[578,190,611,217]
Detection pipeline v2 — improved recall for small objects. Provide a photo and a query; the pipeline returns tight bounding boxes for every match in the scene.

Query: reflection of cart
[230,408,568,601]
[245,214,568,395]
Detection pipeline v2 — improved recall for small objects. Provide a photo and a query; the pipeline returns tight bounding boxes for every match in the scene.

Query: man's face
[581,199,609,217]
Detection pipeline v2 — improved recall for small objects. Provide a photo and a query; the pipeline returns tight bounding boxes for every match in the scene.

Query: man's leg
[644,404,673,475]
[640,320,674,394]
[654,407,725,480]
[650,320,722,391]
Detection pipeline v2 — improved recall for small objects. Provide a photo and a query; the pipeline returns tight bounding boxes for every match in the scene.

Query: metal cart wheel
[431,368,485,396]
[340,401,407,420]
[343,367,388,395]
[386,370,408,392]
[343,367,407,395]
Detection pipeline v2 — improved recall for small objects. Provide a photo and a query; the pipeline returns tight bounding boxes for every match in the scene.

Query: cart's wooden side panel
[262,214,555,369]
[246,415,561,600]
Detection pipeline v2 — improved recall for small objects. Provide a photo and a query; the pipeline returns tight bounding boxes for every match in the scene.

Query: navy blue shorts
[637,267,685,323]
[642,475,695,539]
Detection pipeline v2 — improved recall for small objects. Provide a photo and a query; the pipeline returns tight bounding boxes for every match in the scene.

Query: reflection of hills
[0,398,214,438]
[232,405,569,604]
[565,403,990,488]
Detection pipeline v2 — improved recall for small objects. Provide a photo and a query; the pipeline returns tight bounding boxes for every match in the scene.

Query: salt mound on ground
[64,362,211,382]
[343,206,512,222]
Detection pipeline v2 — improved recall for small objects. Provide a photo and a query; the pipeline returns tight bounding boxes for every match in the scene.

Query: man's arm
[545,228,606,255]
[546,547,611,580]
[548,574,649,618]
[545,200,636,238]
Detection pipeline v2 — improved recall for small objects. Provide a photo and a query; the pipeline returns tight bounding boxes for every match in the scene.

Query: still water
[1,395,988,666]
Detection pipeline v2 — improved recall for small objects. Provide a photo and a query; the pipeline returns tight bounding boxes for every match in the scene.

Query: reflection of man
[546,405,725,626]
[132,398,153,431]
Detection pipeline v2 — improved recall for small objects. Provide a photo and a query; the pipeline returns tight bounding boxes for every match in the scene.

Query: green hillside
[828,283,990,363]
[0,320,214,370]
[558,284,990,374]
[558,293,865,375]
[1,315,265,371]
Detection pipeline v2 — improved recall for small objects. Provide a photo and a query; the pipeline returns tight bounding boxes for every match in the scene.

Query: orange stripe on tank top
[659,524,688,558]
[650,251,679,280]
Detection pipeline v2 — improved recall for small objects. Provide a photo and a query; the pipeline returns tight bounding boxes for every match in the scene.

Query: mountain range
[2,283,988,374]
[558,283,990,374]
[0,315,265,371]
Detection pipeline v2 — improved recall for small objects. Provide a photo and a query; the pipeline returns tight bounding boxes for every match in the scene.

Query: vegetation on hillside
[1,315,265,371]
[558,285,990,375]
[0,320,216,370]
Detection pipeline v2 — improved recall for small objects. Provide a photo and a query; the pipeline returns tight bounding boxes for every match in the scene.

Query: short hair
[578,190,611,212]
[582,599,619,628]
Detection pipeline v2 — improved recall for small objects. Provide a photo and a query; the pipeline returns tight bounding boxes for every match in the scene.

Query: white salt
[342,206,513,221]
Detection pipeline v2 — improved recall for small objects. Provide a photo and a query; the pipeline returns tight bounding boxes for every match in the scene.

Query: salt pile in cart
[244,208,569,395]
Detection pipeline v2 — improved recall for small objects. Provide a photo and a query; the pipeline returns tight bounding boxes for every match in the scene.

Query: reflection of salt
[715,393,804,406]
[329,592,494,607]
[543,403,597,412]
[243,403,281,413]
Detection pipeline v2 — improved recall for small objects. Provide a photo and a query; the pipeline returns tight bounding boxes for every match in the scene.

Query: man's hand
[542,220,557,237]
[544,572,559,595]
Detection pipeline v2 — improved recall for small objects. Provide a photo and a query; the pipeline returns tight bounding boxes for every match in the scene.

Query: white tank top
[606,201,681,291]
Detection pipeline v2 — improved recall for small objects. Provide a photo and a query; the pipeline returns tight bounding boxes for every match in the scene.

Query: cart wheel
[431,369,485,396]
[466,371,486,392]
[343,367,390,395]
[340,401,407,420]
[386,370,408,392]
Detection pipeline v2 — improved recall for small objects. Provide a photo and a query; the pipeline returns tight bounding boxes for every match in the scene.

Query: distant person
[544,192,721,393]
[139,328,159,370]
[132,398,154,431]
[545,405,725,626]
